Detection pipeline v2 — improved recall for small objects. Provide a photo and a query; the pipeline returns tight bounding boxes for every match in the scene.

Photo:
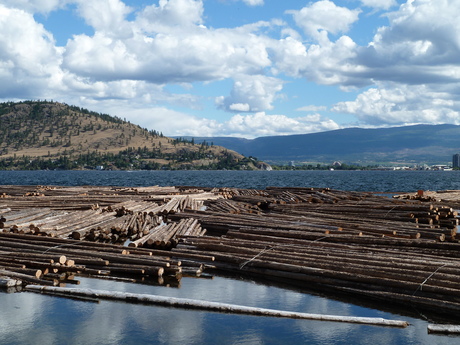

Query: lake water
[1,170,460,345]
[1,169,460,192]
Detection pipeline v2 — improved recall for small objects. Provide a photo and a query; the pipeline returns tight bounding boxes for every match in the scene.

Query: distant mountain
[0,101,261,170]
[185,125,460,165]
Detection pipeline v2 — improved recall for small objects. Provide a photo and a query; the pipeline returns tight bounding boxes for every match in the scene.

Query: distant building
[453,154,460,168]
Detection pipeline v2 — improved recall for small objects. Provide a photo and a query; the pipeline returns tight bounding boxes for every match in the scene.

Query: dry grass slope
[0,101,255,170]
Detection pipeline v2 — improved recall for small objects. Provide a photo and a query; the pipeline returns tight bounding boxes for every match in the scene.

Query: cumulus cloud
[272,35,361,86]
[217,75,284,112]
[63,0,274,84]
[324,0,460,125]
[287,0,361,42]
[277,0,460,88]
[0,0,63,14]
[136,0,204,32]
[75,0,132,35]
[223,112,340,138]
[332,84,460,126]
[0,5,64,97]
[360,0,460,72]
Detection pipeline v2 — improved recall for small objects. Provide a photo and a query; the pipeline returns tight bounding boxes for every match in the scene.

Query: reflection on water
[1,275,459,345]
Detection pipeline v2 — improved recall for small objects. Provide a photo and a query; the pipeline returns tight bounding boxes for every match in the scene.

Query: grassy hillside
[0,101,260,170]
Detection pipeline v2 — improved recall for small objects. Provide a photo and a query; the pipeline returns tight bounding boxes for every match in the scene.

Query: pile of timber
[0,186,222,246]
[0,185,219,210]
[204,198,262,214]
[128,217,205,249]
[395,190,460,209]
[0,231,214,287]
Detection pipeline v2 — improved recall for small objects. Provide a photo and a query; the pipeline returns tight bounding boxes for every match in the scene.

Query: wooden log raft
[2,184,460,318]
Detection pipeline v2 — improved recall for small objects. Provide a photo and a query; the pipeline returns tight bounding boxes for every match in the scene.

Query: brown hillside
[0,101,252,169]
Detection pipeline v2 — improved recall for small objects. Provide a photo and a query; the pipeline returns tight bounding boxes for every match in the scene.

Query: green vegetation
[0,149,259,170]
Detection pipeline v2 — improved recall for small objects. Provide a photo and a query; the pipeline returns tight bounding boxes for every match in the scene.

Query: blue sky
[1,0,459,138]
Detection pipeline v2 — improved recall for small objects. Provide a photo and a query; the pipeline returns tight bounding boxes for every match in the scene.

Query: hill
[187,124,460,166]
[0,101,261,170]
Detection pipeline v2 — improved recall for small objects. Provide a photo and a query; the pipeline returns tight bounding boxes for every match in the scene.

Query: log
[0,269,56,286]
[0,276,22,287]
[25,286,409,327]
[427,324,460,334]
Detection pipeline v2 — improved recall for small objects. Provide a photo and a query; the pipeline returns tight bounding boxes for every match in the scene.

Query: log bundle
[0,185,220,246]
[0,231,214,286]
[2,184,460,319]
[170,187,460,317]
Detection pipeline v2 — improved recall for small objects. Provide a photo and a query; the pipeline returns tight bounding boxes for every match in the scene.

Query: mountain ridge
[183,124,460,165]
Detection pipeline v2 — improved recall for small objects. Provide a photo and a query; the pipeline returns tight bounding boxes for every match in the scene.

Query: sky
[1,0,459,139]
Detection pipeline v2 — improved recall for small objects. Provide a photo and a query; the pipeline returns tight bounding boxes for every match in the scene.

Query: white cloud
[62,1,274,84]
[136,0,204,33]
[272,35,361,86]
[332,84,460,126]
[360,0,460,72]
[229,103,251,112]
[223,112,340,138]
[276,0,460,89]
[217,75,284,112]
[75,0,132,35]
[323,0,460,126]
[0,0,63,14]
[287,0,361,42]
[0,5,64,97]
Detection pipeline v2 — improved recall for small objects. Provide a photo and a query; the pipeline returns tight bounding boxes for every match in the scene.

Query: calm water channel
[1,170,460,344]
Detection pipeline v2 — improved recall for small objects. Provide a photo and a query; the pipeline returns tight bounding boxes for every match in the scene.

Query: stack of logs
[0,230,214,288]
[2,184,460,318]
[0,185,220,248]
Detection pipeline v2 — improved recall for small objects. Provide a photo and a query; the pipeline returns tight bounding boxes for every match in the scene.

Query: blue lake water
[1,169,460,192]
[1,170,460,344]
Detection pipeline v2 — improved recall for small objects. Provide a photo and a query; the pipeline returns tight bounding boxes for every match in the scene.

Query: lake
[1,170,460,344]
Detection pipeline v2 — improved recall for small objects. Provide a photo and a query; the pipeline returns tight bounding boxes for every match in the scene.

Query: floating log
[25,285,409,327]
[427,324,460,334]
